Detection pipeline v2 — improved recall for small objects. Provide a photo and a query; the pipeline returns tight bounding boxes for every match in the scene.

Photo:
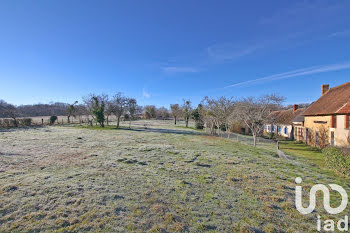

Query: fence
[205,129,275,145]
[203,128,291,156]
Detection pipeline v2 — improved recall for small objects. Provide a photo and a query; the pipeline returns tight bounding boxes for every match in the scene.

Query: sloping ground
[0,121,349,232]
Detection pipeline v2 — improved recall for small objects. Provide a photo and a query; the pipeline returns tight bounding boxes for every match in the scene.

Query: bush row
[323,147,350,176]
[0,118,32,128]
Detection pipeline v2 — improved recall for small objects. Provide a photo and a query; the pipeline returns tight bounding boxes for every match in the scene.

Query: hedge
[0,118,32,128]
[323,147,350,177]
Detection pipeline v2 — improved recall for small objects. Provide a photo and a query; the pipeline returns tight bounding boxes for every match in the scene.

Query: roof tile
[303,82,350,116]
[268,108,305,125]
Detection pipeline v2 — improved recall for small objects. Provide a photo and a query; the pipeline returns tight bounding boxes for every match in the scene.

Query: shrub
[265,132,275,139]
[318,126,329,149]
[195,121,204,129]
[18,118,32,126]
[124,114,130,121]
[0,118,32,128]
[1,119,15,128]
[323,147,350,176]
[92,97,105,127]
[50,116,58,125]
[24,118,32,126]
[220,124,226,131]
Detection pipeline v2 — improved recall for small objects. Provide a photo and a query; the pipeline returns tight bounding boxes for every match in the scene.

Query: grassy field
[10,115,121,125]
[279,141,325,168]
[0,120,349,232]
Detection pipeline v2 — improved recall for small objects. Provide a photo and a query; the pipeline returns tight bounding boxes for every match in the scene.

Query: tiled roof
[268,108,305,125]
[292,109,306,123]
[336,101,350,114]
[303,82,350,116]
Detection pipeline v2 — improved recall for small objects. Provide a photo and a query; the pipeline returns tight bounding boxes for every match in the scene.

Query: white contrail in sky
[225,62,350,88]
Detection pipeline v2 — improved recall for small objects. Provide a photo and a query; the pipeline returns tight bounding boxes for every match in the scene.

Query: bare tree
[83,94,97,126]
[113,93,128,129]
[182,100,192,128]
[75,104,88,125]
[0,100,20,127]
[156,107,170,120]
[200,105,216,134]
[67,101,78,124]
[144,105,156,119]
[231,94,284,146]
[202,96,234,135]
[126,98,137,128]
[102,95,114,126]
[170,104,181,125]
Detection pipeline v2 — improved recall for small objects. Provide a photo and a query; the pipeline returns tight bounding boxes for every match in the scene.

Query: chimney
[321,84,329,96]
[293,104,299,112]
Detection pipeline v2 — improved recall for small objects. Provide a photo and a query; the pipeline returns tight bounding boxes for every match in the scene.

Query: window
[315,132,319,146]
[300,128,304,139]
[331,115,337,128]
[284,127,288,134]
[347,114,350,129]
[296,127,302,137]
[277,126,281,133]
[272,125,275,132]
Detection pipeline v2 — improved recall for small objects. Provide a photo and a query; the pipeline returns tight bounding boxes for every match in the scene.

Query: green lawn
[0,120,349,232]
[278,141,324,167]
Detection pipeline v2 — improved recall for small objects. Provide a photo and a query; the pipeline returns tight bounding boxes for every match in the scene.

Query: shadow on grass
[76,125,205,136]
[281,146,321,152]
[279,141,321,153]
[0,125,46,133]
[119,127,205,136]
[278,141,325,168]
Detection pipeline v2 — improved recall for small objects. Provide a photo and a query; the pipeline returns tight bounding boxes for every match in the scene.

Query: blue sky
[1,0,350,107]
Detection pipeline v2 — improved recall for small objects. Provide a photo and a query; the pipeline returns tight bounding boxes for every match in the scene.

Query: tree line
[0,101,68,118]
[0,93,172,128]
[1,93,285,146]
[170,94,284,146]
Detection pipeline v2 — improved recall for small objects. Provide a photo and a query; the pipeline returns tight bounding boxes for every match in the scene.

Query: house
[265,105,305,139]
[229,120,251,135]
[292,110,305,142]
[300,83,350,147]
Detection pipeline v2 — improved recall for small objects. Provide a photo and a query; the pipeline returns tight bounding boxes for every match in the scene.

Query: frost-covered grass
[0,120,349,232]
